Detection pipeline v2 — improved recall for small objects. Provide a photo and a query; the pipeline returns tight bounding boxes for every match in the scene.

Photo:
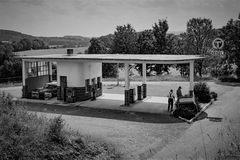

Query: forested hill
[0,29,34,42]
[0,29,91,47]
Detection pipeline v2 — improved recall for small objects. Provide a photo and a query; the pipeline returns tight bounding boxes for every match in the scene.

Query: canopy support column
[49,62,53,81]
[124,63,130,105]
[189,61,194,96]
[142,63,147,98]
[142,63,146,84]
[22,60,27,98]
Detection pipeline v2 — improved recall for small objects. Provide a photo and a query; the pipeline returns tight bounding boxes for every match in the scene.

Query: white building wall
[57,61,102,87]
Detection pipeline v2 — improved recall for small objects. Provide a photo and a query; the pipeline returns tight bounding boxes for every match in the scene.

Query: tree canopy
[220,15,240,77]
[12,38,48,52]
[0,43,22,79]
[153,19,169,54]
[112,24,138,54]
[186,18,213,77]
[85,13,240,81]
[87,38,107,54]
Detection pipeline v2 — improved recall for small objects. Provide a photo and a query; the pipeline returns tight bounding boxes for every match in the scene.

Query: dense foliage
[87,38,107,54]
[194,82,211,103]
[0,43,22,81]
[12,38,48,52]
[219,16,240,78]
[0,93,120,160]
[87,13,240,81]
[112,24,138,55]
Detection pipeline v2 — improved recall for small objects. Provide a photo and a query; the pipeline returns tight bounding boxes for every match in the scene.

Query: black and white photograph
[0,0,239,159]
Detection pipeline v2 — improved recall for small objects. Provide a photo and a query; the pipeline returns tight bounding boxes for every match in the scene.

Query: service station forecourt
[21,49,204,105]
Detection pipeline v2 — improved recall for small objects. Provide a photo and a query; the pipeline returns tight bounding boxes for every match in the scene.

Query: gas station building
[21,49,204,105]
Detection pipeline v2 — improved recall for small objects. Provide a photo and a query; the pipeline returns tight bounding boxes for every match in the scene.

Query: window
[38,61,49,76]
[27,61,37,77]
[97,77,101,89]
[26,61,49,78]
[85,79,90,93]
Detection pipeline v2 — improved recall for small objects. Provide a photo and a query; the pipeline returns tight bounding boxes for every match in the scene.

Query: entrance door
[60,76,67,101]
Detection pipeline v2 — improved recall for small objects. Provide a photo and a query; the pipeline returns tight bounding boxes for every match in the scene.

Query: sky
[0,0,239,37]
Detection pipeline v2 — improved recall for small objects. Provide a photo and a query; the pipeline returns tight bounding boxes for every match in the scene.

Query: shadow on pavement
[24,102,184,124]
[206,116,223,122]
[215,81,240,87]
[194,111,208,121]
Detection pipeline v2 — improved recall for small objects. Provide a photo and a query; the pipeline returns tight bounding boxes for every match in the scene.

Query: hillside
[39,36,90,47]
[0,29,91,47]
[0,29,35,42]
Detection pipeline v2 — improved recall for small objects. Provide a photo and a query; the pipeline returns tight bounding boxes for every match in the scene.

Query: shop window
[38,61,49,76]
[26,61,49,78]
[27,61,37,77]
[97,77,101,89]
[85,79,90,93]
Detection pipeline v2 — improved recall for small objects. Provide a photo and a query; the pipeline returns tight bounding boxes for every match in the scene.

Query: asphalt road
[150,83,240,160]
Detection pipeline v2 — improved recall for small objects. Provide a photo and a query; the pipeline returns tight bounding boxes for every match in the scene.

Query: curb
[177,99,214,124]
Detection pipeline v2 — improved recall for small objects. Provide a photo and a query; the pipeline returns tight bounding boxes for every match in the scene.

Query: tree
[112,24,138,85]
[102,63,118,78]
[219,14,240,78]
[112,24,138,54]
[152,19,169,74]
[87,37,117,78]
[12,38,48,52]
[98,34,115,49]
[152,19,169,54]
[186,18,213,77]
[32,39,48,49]
[137,29,155,55]
[165,33,177,55]
[0,43,22,80]
[19,38,32,50]
[87,38,107,54]
[135,30,155,75]
[32,39,41,49]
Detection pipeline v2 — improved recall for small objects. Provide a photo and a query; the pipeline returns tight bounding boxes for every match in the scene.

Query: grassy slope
[0,94,120,160]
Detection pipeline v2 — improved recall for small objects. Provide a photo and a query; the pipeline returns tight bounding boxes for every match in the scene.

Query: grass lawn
[103,74,215,82]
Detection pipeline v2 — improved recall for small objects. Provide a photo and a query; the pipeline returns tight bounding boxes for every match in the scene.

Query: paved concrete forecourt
[1,81,194,114]
[13,93,169,115]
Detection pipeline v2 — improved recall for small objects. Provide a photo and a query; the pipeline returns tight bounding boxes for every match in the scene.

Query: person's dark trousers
[168,98,173,112]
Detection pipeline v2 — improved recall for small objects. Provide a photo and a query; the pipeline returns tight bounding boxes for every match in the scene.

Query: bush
[173,103,199,120]
[48,116,66,144]
[194,82,211,103]
[210,91,218,101]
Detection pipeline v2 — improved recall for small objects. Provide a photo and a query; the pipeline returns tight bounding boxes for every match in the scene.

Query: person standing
[168,89,175,112]
[176,86,182,108]
[177,86,182,100]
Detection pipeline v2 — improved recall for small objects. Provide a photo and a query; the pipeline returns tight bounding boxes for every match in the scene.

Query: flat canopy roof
[15,48,87,56]
[21,53,204,64]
